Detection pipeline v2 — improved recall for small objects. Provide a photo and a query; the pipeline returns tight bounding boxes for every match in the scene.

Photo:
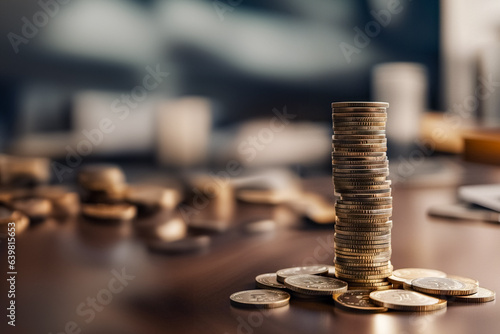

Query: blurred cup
[372,62,428,156]
[156,97,212,167]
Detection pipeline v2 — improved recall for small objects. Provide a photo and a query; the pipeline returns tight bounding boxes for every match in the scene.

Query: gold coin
[332,117,387,123]
[333,290,388,312]
[411,277,478,296]
[334,130,386,135]
[349,284,393,291]
[255,273,287,290]
[453,287,495,303]
[230,289,290,309]
[348,281,392,287]
[338,276,388,283]
[10,197,52,220]
[81,203,137,221]
[0,208,29,236]
[333,134,386,140]
[369,289,447,312]
[446,275,479,286]
[331,102,389,108]
[284,274,348,296]
[335,204,392,211]
[335,229,391,236]
[334,121,387,127]
[276,265,329,283]
[389,268,447,286]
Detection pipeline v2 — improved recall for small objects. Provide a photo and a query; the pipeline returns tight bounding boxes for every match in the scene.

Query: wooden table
[2,159,500,334]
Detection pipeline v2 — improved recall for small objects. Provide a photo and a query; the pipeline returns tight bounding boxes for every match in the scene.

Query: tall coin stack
[331,101,393,290]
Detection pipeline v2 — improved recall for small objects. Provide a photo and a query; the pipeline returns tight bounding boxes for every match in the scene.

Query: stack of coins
[78,164,127,203]
[331,101,392,290]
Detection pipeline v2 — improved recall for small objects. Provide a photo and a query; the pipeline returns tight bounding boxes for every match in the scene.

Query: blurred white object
[441,0,500,111]
[39,0,161,65]
[219,120,330,167]
[73,91,156,155]
[372,62,428,150]
[156,97,212,167]
[480,43,500,126]
[459,184,500,213]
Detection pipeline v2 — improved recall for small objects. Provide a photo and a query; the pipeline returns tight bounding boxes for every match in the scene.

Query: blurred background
[0,0,499,171]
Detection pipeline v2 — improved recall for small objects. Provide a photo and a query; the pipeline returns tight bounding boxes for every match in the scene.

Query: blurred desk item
[73,91,157,155]
[372,62,427,154]
[459,184,500,212]
[428,202,500,223]
[156,97,212,167]
[419,111,477,154]
[463,130,500,165]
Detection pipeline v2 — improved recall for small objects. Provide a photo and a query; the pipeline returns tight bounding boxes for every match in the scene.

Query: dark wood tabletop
[2,158,500,334]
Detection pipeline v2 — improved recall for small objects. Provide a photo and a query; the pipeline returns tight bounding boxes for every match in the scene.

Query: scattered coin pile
[331,101,392,290]
[230,266,495,312]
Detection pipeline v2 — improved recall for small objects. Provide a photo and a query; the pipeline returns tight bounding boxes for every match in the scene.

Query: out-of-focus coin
[284,274,348,296]
[10,197,52,220]
[81,203,136,221]
[0,154,50,186]
[255,273,287,289]
[78,164,125,187]
[244,219,277,234]
[0,207,29,236]
[33,186,80,217]
[453,287,495,303]
[369,289,447,311]
[334,290,388,312]
[411,277,478,296]
[146,235,211,254]
[236,189,300,204]
[276,265,329,283]
[230,289,290,308]
[388,268,447,287]
[126,185,182,213]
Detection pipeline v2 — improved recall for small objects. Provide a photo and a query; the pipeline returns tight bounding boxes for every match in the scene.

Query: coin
[446,275,479,286]
[0,208,29,236]
[81,203,137,221]
[453,287,496,303]
[335,229,391,236]
[331,102,389,108]
[388,268,447,286]
[284,274,348,296]
[78,164,126,191]
[351,284,393,291]
[334,130,386,135]
[333,121,387,127]
[411,277,478,296]
[276,265,329,283]
[369,289,447,311]
[255,273,287,290]
[125,185,182,213]
[10,197,52,220]
[229,289,290,309]
[333,135,387,140]
[333,290,388,312]
[332,117,387,123]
